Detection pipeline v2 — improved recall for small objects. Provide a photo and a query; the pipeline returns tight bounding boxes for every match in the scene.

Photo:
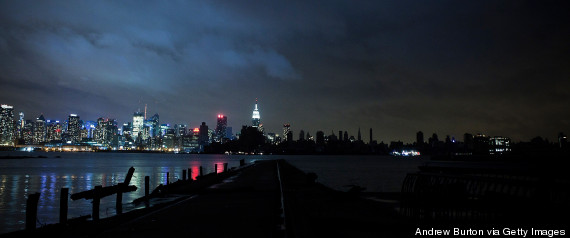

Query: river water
[0,151,428,234]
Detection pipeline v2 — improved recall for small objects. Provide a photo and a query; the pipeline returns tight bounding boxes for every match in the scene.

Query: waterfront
[0,152,427,234]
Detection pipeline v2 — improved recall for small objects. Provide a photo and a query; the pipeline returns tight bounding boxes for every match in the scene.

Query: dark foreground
[2,160,410,237]
[3,159,569,238]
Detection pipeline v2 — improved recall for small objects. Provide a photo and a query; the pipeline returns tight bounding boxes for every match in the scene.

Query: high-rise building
[132,112,144,142]
[33,114,46,144]
[252,99,261,128]
[17,112,24,140]
[215,114,227,142]
[67,114,81,144]
[416,131,424,146]
[23,120,33,145]
[0,104,15,146]
[175,124,187,137]
[148,113,160,138]
[226,127,233,140]
[316,131,325,145]
[283,123,291,141]
[357,128,362,141]
[95,118,118,146]
[489,136,511,155]
[339,131,343,141]
[198,122,209,146]
[369,128,373,144]
[343,131,348,142]
[46,120,62,142]
[83,120,96,139]
[299,130,305,141]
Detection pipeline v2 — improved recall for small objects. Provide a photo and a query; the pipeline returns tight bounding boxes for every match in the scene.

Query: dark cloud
[1,0,569,142]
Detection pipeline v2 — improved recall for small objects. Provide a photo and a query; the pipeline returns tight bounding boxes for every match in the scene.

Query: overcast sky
[1,1,569,142]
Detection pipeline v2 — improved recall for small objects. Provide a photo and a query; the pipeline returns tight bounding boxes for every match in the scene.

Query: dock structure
[5,159,568,238]
[2,160,407,238]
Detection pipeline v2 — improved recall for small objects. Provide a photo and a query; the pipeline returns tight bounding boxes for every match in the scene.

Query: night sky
[1,1,569,143]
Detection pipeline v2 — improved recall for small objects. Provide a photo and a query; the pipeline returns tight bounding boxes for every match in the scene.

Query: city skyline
[1,1,569,143]
[2,101,567,146]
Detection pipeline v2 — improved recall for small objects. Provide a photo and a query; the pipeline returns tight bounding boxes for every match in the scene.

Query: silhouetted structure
[369,128,372,144]
[416,131,424,146]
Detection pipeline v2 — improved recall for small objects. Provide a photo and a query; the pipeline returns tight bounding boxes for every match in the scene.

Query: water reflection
[0,153,260,234]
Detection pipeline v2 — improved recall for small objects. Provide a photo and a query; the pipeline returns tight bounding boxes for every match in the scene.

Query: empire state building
[252,99,261,128]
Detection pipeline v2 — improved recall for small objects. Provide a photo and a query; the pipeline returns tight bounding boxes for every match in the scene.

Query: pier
[1,159,407,238]
[4,159,569,238]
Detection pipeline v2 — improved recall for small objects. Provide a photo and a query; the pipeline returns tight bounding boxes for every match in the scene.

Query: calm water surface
[0,151,427,234]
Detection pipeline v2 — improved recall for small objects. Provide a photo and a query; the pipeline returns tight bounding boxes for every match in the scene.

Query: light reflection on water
[0,152,261,234]
[0,152,426,234]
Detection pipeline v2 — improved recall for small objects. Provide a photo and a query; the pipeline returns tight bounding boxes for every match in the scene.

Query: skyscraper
[46,120,62,142]
[67,114,81,144]
[215,114,227,142]
[252,99,261,128]
[132,112,144,142]
[33,114,46,144]
[357,128,361,142]
[148,113,160,138]
[416,131,424,146]
[198,122,209,146]
[369,128,373,144]
[0,104,15,146]
[283,123,291,141]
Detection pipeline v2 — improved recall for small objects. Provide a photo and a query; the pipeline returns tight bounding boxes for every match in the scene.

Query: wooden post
[116,183,123,215]
[60,188,69,225]
[215,164,218,174]
[26,193,40,230]
[93,185,102,221]
[124,167,135,185]
[183,169,187,181]
[167,172,170,185]
[224,163,228,172]
[145,176,150,207]
[199,166,203,177]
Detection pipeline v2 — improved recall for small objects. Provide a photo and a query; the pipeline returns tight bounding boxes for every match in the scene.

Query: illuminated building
[67,114,81,144]
[23,120,33,145]
[33,114,46,144]
[132,112,144,142]
[17,112,24,140]
[489,136,511,155]
[46,120,62,142]
[252,99,261,128]
[94,118,118,146]
[175,124,187,137]
[0,104,15,146]
[148,113,160,138]
[83,120,96,138]
[122,122,133,140]
[283,123,291,141]
[159,124,170,137]
[215,114,227,142]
